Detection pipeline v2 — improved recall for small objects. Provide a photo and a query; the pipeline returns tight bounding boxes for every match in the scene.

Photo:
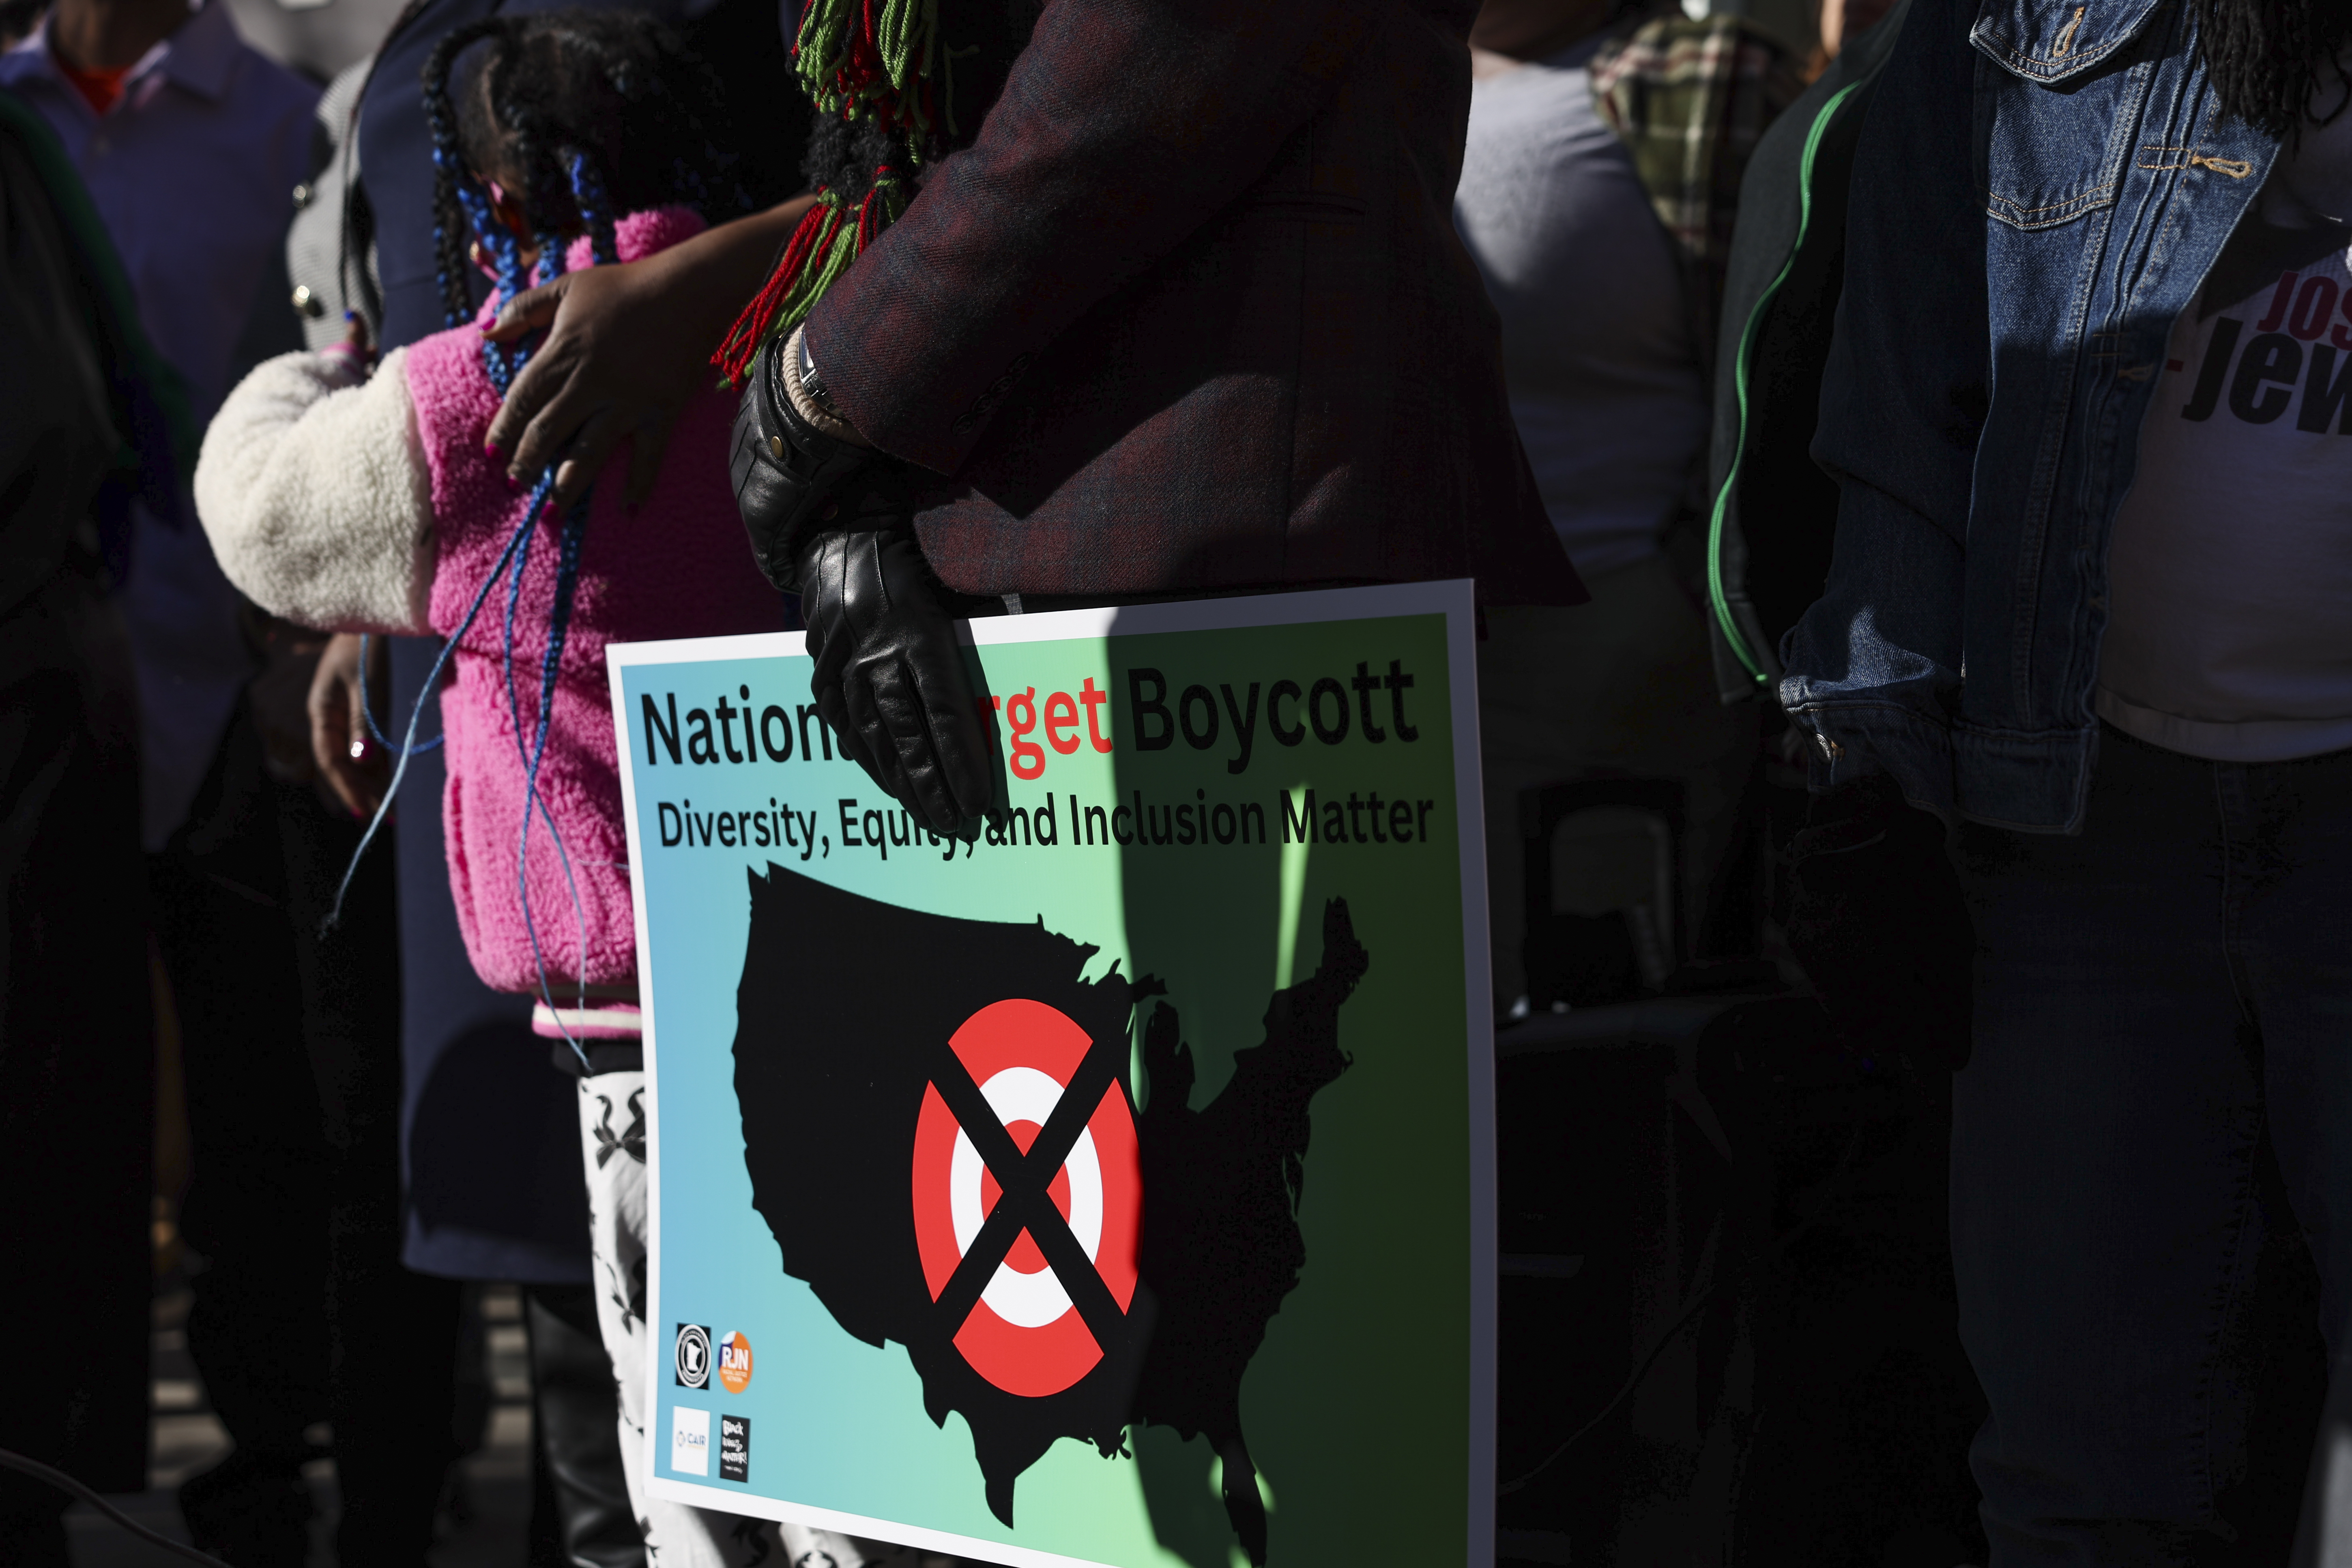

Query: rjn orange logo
[717,1331,753,1395]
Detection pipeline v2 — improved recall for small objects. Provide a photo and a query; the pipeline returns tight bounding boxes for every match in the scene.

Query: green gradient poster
[610,582,1494,1568]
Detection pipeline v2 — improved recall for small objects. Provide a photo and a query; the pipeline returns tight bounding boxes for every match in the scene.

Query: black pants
[1952,726,2341,1564]
[0,578,151,1564]
[154,698,460,1568]
[528,1284,644,1568]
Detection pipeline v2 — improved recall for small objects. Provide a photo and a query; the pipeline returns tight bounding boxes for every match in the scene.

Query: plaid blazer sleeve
[803,0,1377,476]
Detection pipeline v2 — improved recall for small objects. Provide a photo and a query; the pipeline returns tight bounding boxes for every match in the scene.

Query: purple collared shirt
[2,1,317,420]
[3,5,317,846]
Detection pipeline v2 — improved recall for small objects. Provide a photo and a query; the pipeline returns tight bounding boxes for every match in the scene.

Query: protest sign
[610,582,1494,1568]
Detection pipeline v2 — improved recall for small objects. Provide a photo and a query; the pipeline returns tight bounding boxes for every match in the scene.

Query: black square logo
[719,1415,750,1483]
[674,1324,711,1389]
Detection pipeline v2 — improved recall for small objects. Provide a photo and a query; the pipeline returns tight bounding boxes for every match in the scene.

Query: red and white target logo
[911,999,1141,1397]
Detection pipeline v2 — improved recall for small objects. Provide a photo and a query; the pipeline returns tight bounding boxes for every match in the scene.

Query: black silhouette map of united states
[730,865,1370,1565]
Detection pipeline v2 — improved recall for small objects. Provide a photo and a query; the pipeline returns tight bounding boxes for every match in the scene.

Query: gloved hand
[729,326,877,592]
[1782,772,1974,1069]
[730,331,995,838]
[797,521,996,838]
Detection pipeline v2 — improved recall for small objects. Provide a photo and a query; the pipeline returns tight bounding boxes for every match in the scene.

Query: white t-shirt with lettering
[2099,97,2352,760]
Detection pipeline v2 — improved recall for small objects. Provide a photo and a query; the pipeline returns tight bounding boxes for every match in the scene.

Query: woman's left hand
[481,194,818,510]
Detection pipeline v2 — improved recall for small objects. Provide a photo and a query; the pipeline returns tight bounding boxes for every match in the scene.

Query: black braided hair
[2195,0,2352,142]
[422,9,752,331]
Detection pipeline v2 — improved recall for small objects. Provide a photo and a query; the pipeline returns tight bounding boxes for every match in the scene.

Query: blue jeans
[1953,725,2352,1565]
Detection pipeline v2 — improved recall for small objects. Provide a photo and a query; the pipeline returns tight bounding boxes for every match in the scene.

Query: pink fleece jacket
[405,206,779,999]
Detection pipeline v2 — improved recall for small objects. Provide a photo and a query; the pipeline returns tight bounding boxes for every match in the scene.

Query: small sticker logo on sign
[674,1324,711,1389]
[671,1407,709,1476]
[719,1414,750,1483]
[717,1330,753,1394]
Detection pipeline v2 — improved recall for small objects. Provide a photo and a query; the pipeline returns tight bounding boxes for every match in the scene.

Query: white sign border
[608,579,1495,1568]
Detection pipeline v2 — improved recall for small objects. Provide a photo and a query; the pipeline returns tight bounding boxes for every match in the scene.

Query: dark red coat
[803,0,1586,607]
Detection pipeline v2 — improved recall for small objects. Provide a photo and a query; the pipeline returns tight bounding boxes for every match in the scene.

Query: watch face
[797,339,837,415]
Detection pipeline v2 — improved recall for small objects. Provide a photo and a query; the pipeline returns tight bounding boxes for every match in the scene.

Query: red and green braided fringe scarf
[710,0,939,387]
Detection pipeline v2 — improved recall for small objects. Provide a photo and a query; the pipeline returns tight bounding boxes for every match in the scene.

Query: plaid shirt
[1590,11,1808,379]
[803,0,1586,608]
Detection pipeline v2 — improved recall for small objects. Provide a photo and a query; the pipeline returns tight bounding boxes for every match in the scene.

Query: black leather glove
[797,521,996,838]
[1782,773,1974,1069]
[729,331,876,593]
[730,334,995,838]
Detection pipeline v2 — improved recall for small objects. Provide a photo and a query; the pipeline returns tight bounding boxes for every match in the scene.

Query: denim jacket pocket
[1971,0,2169,230]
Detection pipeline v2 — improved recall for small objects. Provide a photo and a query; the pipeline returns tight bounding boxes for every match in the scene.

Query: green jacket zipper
[1705,79,1866,688]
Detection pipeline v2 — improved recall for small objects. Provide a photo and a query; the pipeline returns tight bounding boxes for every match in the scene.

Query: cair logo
[716,1330,753,1395]
[674,1323,711,1389]
[671,1406,709,1476]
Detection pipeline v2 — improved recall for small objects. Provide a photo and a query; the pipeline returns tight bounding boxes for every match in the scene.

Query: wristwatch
[798,332,844,423]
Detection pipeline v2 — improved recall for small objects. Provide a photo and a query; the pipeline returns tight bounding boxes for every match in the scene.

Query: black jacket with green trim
[1703,0,1910,704]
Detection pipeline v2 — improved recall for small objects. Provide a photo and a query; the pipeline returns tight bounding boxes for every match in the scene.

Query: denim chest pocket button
[1971,0,2172,230]
[1972,0,2166,80]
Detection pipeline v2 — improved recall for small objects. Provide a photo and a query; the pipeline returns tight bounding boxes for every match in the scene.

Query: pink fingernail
[483,440,502,457]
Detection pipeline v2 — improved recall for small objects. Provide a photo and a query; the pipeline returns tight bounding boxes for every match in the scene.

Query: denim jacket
[1778,0,2277,830]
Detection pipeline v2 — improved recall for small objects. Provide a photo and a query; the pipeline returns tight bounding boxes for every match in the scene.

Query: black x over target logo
[925,1029,1131,1353]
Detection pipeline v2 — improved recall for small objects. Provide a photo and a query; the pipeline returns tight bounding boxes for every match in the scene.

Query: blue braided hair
[421,18,505,339]
[335,13,747,1061]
